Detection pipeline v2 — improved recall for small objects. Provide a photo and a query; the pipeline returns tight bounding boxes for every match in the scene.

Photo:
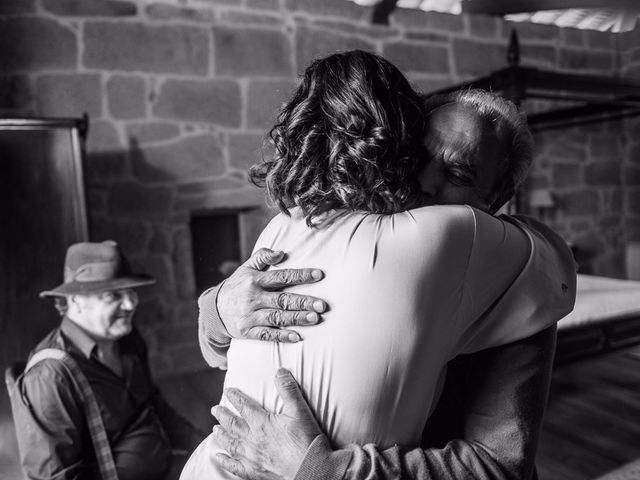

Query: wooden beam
[461,0,640,15]
[372,0,398,25]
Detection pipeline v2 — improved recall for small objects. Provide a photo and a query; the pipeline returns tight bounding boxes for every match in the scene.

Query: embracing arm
[213,326,556,480]
[198,248,327,369]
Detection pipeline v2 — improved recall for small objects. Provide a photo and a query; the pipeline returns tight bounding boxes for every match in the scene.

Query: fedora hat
[40,241,155,297]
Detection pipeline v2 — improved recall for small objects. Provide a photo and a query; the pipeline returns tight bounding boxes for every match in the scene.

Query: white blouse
[181,205,576,479]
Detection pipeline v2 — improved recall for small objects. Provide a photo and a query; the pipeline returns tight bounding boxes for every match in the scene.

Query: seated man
[197,89,575,479]
[17,241,204,480]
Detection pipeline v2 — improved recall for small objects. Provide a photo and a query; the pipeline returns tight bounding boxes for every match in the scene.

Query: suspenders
[25,348,119,480]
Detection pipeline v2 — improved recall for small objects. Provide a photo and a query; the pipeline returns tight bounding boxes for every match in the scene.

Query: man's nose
[120,293,138,310]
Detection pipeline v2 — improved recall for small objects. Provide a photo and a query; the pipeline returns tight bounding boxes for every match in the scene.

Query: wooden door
[0,118,89,370]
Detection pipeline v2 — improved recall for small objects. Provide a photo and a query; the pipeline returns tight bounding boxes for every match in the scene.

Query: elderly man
[16,241,204,480]
[196,89,574,479]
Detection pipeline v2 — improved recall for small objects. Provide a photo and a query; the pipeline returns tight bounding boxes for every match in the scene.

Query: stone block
[0,75,31,109]
[229,133,266,171]
[383,43,450,75]
[142,253,176,296]
[315,19,398,40]
[214,26,292,77]
[629,143,640,165]
[176,177,245,195]
[504,21,560,42]
[285,0,367,21]
[626,187,640,214]
[247,80,296,129]
[0,18,76,73]
[153,79,241,127]
[107,75,146,120]
[619,25,640,51]
[220,9,284,26]
[607,189,623,211]
[392,9,464,32]
[0,0,36,15]
[247,0,280,10]
[592,250,626,279]
[126,122,181,144]
[559,48,614,72]
[294,26,375,73]
[174,302,199,326]
[132,134,225,182]
[173,227,196,299]
[86,119,122,154]
[409,76,457,96]
[546,139,587,163]
[173,186,265,212]
[625,64,640,78]
[585,161,621,186]
[585,30,615,51]
[109,182,174,220]
[629,48,640,64]
[145,3,214,22]
[627,216,640,241]
[84,22,209,75]
[87,187,108,214]
[589,132,621,159]
[35,74,102,117]
[167,343,209,373]
[559,189,600,216]
[42,0,137,16]
[561,27,585,47]
[149,226,173,254]
[154,323,195,346]
[468,14,500,39]
[551,163,582,188]
[134,296,170,327]
[453,38,505,77]
[86,152,128,184]
[519,44,557,69]
[523,172,550,190]
[623,165,640,186]
[89,217,152,254]
[403,31,450,44]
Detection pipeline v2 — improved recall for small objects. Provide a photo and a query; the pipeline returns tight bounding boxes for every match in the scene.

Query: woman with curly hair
[180,50,571,479]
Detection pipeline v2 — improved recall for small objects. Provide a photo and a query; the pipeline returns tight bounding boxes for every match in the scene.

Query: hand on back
[217,248,327,343]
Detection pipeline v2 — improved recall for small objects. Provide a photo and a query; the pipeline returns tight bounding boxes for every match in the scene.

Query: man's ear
[67,294,85,314]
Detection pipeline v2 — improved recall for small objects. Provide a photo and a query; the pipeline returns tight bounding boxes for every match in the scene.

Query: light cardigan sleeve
[197,284,231,369]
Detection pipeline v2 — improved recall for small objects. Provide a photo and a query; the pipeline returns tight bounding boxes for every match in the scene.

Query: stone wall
[1,0,638,376]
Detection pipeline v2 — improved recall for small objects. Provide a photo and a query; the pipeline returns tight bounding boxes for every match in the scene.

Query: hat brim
[39,276,156,298]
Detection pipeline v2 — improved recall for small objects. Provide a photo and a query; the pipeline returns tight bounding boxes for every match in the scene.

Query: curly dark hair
[249,50,427,226]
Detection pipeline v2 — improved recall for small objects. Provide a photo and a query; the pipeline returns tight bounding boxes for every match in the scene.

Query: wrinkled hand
[217,248,327,343]
[212,369,322,480]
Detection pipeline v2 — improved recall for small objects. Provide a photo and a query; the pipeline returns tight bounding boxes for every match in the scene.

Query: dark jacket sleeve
[19,360,94,480]
[295,326,557,480]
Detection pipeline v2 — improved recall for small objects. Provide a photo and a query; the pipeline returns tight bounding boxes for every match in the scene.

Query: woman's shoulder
[401,204,477,231]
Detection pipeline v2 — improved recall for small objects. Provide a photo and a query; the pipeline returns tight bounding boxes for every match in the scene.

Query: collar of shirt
[60,316,98,359]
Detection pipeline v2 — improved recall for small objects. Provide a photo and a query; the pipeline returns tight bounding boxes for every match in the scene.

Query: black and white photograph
[1,1,640,479]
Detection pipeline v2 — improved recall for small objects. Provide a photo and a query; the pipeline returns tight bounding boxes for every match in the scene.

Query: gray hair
[423,88,533,207]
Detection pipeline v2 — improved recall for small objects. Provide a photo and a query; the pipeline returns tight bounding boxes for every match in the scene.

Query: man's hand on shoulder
[216,248,327,343]
[212,369,322,480]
